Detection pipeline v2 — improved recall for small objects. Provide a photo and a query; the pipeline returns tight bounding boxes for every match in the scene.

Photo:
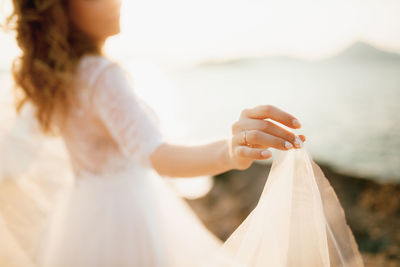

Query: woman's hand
[228,105,306,170]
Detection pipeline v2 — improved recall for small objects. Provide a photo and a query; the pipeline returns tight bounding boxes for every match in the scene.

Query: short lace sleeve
[88,57,165,169]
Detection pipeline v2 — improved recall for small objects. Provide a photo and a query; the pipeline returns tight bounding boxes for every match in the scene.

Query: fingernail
[294,136,303,148]
[261,150,271,157]
[284,141,293,149]
[292,119,301,128]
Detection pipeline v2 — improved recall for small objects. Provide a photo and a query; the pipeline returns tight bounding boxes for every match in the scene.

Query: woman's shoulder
[76,54,122,88]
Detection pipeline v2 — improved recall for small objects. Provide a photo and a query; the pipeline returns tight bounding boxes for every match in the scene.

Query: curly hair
[3,0,102,136]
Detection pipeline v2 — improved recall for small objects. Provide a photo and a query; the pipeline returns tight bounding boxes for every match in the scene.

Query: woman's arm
[150,139,234,178]
[151,105,306,178]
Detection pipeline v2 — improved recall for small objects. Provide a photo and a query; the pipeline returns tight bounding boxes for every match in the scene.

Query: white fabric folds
[203,148,364,267]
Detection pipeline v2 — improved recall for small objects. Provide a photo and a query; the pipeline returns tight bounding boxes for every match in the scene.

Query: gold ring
[243,130,248,146]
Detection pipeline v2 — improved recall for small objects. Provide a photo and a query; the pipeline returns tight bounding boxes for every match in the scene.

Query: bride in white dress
[0,0,364,266]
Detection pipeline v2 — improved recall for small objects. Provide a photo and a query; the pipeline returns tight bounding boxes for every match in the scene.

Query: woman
[1,0,365,266]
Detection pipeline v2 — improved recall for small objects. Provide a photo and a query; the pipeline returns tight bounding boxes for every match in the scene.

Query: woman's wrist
[221,138,236,171]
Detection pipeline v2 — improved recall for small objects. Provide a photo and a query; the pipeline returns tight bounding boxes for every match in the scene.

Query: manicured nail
[261,150,271,157]
[294,136,303,148]
[292,119,301,128]
[284,141,293,149]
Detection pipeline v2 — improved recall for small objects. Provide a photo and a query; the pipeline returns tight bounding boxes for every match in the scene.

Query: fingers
[234,146,272,160]
[233,119,306,149]
[233,130,302,151]
[241,105,301,129]
[237,118,303,148]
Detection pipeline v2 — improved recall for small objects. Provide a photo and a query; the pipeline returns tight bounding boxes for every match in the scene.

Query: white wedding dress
[0,54,364,267]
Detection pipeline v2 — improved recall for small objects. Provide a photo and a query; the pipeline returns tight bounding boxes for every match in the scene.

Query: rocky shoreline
[184,161,400,267]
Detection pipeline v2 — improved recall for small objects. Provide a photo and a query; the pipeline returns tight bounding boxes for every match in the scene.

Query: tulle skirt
[1,149,365,267]
[37,165,223,267]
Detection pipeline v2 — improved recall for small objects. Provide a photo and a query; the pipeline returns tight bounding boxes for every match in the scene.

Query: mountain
[329,41,400,62]
[196,41,400,67]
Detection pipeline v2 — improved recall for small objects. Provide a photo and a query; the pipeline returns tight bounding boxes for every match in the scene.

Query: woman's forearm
[150,139,235,178]
[149,105,306,178]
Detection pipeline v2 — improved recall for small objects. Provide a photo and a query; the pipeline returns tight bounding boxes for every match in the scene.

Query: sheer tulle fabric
[0,55,363,266]
[0,88,72,267]
[203,149,364,267]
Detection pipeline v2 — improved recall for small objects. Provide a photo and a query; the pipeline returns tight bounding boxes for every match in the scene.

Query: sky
[0,0,399,69]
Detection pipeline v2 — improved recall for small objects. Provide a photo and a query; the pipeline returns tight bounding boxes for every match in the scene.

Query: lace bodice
[58,55,165,178]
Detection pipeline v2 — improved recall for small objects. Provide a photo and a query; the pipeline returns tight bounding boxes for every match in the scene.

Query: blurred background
[1,0,399,266]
